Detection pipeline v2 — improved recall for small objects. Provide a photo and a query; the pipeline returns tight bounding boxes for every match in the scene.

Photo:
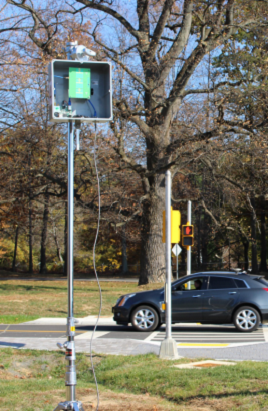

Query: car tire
[131,305,159,332]
[233,306,260,332]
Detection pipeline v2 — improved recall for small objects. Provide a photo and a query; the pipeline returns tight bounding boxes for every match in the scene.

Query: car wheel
[233,306,260,332]
[131,305,159,332]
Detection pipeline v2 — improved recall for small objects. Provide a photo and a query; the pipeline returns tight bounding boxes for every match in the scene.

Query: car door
[202,276,240,323]
[171,276,208,323]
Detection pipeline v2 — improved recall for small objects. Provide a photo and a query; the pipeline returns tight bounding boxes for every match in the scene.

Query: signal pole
[186,200,192,276]
[159,170,179,360]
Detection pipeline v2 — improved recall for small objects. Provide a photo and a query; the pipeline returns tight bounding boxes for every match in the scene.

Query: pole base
[53,401,84,411]
[159,337,181,360]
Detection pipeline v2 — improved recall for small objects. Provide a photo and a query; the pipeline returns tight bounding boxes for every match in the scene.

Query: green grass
[0,280,163,323]
[1,349,268,410]
[0,314,39,324]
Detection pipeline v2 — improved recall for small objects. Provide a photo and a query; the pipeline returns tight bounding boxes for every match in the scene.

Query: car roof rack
[229,268,243,273]
[229,269,248,275]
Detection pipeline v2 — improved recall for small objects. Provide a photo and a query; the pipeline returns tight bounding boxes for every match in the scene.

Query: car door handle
[229,291,237,295]
[192,295,201,298]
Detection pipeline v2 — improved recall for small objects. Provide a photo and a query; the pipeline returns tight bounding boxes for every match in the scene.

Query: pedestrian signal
[183,226,193,236]
[182,224,194,247]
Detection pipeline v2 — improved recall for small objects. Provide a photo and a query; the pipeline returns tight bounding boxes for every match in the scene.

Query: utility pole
[159,171,179,360]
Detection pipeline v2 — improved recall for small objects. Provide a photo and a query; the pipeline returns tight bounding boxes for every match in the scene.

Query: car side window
[176,277,206,291]
[209,276,236,289]
[234,279,247,288]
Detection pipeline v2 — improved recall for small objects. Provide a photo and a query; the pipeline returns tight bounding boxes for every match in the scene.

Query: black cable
[89,122,102,411]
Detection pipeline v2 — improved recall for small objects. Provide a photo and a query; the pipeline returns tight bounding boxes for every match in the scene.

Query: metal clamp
[67,317,76,337]
[53,400,84,410]
[57,341,76,361]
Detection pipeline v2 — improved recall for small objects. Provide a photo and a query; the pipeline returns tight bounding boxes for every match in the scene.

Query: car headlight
[118,294,136,306]
[116,297,122,305]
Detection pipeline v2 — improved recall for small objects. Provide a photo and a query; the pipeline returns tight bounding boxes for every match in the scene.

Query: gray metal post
[159,171,179,359]
[166,173,172,339]
[54,121,84,411]
[186,200,192,276]
[68,121,74,320]
[176,254,179,280]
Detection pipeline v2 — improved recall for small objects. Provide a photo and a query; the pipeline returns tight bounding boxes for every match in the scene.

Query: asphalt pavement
[1,316,268,361]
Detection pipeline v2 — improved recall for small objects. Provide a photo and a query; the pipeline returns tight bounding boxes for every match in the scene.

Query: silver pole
[166,171,172,339]
[176,253,178,280]
[68,121,74,319]
[54,122,84,410]
[66,121,77,404]
[159,171,179,359]
[186,200,192,276]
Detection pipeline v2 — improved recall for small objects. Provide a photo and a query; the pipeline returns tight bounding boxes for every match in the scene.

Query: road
[2,318,268,360]
[0,277,139,282]
[0,321,266,345]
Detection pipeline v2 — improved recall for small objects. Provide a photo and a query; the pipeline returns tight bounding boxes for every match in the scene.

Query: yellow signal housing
[182,223,194,247]
[162,207,181,243]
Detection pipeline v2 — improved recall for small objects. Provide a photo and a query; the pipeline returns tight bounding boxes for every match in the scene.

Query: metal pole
[66,121,76,403]
[68,121,74,320]
[159,171,179,359]
[176,253,178,280]
[186,200,192,276]
[166,171,172,339]
[54,122,84,411]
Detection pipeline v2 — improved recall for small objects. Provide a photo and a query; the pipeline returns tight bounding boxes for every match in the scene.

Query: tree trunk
[39,192,49,274]
[28,197,33,274]
[53,223,63,263]
[197,208,201,269]
[28,152,33,274]
[260,196,267,272]
[251,197,259,273]
[12,226,19,272]
[201,211,209,271]
[139,175,166,285]
[243,240,249,271]
[121,229,128,274]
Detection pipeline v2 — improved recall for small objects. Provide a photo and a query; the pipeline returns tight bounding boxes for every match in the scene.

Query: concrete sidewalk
[1,335,268,361]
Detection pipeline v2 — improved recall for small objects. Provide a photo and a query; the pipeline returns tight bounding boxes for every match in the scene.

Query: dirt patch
[73,389,173,411]
[183,397,243,411]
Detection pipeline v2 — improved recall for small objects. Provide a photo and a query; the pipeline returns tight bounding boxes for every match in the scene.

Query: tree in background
[1,0,268,280]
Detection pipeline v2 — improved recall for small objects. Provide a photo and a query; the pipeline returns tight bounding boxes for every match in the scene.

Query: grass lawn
[1,348,268,410]
[0,280,162,323]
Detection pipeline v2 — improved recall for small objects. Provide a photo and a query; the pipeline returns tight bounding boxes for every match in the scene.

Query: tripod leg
[73,403,85,411]
[53,404,66,411]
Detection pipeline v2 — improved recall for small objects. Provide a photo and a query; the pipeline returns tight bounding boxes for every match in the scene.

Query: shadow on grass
[165,389,268,405]
[0,284,114,293]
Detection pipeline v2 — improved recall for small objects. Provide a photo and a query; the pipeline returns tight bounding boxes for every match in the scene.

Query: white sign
[172,244,182,257]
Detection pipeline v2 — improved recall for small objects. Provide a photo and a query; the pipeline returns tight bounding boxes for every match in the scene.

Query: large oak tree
[6,0,268,282]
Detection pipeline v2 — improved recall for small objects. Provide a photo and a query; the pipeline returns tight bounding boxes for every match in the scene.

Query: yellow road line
[177,343,229,347]
[0,330,86,334]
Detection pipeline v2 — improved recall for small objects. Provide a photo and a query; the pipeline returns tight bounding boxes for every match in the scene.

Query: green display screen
[69,67,91,99]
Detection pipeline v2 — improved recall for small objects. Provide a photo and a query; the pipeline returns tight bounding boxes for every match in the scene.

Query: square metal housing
[48,59,113,122]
